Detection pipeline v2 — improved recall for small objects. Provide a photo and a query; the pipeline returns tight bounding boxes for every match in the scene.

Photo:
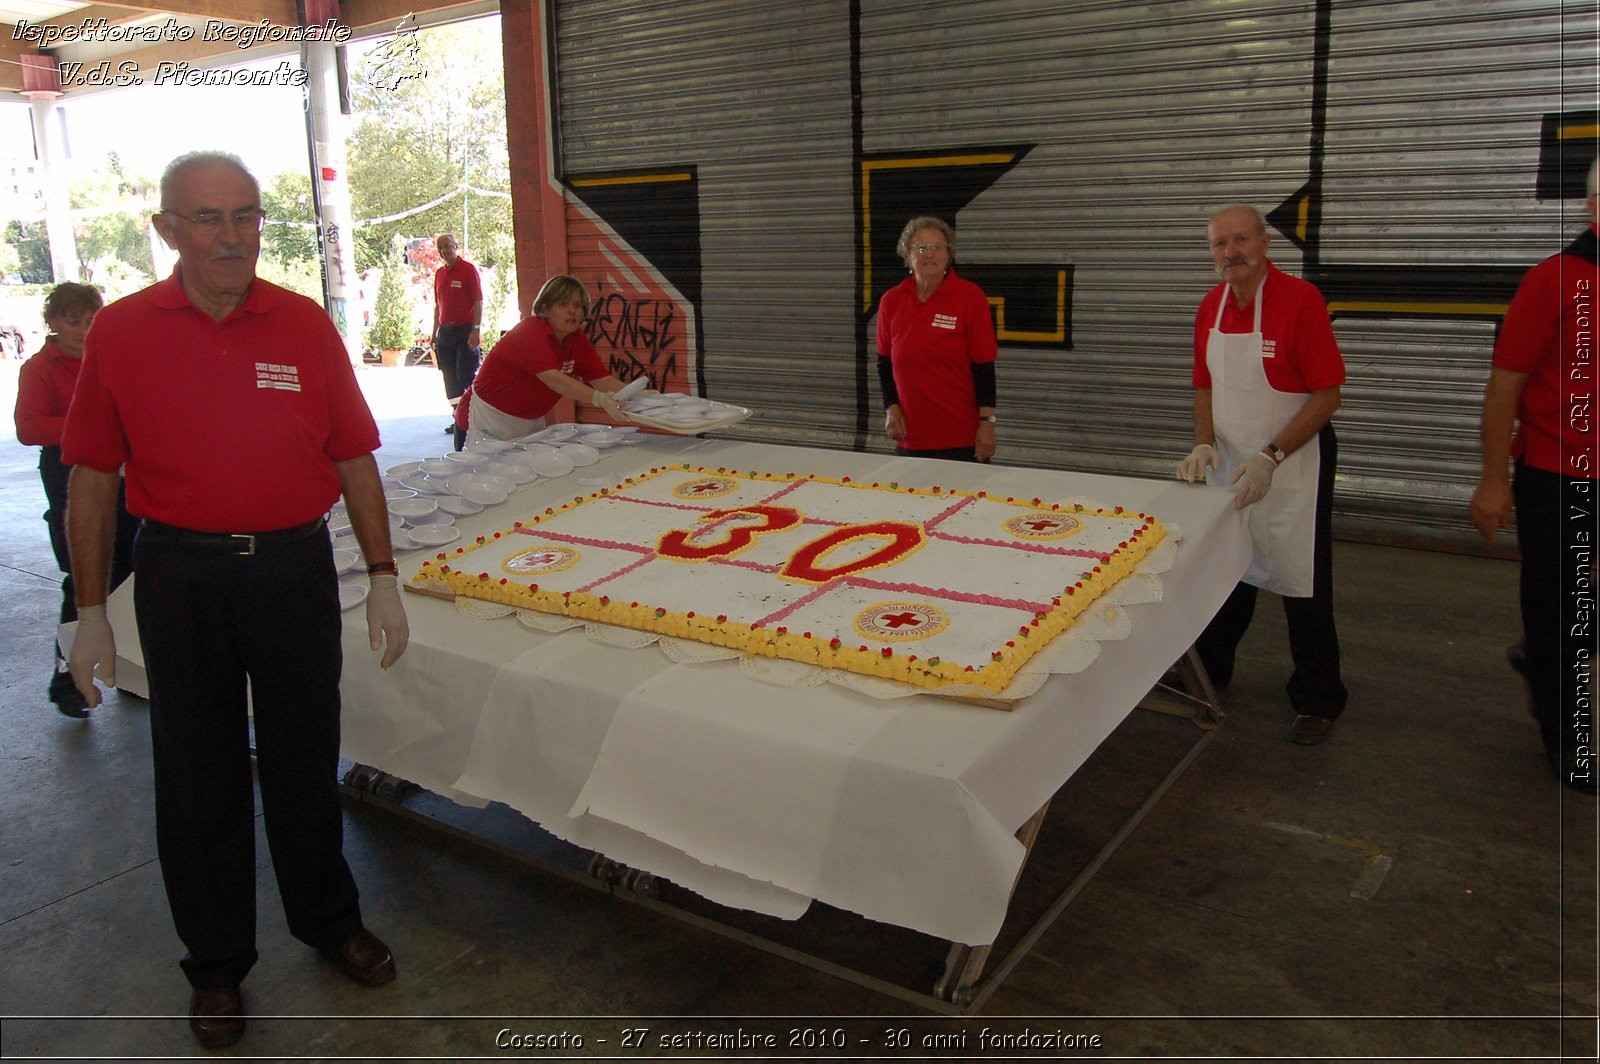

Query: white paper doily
[659,637,742,664]
[585,622,660,649]
[740,655,830,689]
[516,609,583,633]
[457,599,516,620]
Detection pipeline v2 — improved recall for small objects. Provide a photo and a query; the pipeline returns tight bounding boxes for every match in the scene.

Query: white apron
[466,390,546,447]
[1206,276,1319,597]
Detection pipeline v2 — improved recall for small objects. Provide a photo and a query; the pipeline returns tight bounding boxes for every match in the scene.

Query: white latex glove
[68,602,116,708]
[591,389,621,417]
[1229,450,1278,508]
[366,574,410,669]
[1177,443,1219,483]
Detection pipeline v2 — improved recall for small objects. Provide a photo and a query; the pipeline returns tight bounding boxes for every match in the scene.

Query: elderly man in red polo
[1177,204,1348,746]
[63,150,408,1048]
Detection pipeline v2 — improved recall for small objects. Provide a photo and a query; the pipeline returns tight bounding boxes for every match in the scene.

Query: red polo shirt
[434,258,482,326]
[1192,263,1345,393]
[62,270,380,531]
[876,269,998,450]
[471,316,607,421]
[14,339,81,447]
[1493,225,1600,477]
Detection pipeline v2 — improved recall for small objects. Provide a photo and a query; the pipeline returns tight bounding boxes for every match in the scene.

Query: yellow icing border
[410,465,1166,694]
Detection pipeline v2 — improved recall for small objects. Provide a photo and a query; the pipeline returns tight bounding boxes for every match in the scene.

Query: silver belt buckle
[231,534,256,556]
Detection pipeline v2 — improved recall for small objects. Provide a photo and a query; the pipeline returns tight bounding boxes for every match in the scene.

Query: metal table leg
[1138,644,1224,727]
[934,800,1052,1005]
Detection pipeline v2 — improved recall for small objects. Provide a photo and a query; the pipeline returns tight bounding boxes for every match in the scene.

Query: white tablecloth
[338,437,1252,946]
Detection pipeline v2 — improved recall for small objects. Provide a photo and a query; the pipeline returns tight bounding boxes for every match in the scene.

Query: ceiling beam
[61,1,298,21]
[0,29,33,95]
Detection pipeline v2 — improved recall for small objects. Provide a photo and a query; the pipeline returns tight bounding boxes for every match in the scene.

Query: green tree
[480,229,517,348]
[366,265,412,351]
[347,19,512,273]
[70,153,155,283]
[5,219,52,283]
[0,235,19,280]
[260,170,318,267]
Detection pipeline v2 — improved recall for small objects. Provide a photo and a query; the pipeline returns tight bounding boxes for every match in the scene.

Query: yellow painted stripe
[571,172,693,188]
[861,152,1018,172]
[1559,123,1600,139]
[1296,195,1309,243]
[859,152,1022,310]
[986,271,1068,342]
[1328,300,1508,316]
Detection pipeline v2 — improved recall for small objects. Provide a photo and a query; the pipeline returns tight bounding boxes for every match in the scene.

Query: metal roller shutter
[550,0,1597,548]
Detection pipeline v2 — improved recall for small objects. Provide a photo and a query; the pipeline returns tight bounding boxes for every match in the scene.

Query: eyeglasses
[159,207,266,233]
[914,242,950,256]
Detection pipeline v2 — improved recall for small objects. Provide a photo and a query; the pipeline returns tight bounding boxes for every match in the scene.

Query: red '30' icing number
[657,507,925,582]
[657,505,803,560]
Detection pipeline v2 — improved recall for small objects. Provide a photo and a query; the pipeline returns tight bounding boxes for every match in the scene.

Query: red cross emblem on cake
[670,476,739,500]
[1002,512,1083,541]
[853,601,950,642]
[503,545,581,575]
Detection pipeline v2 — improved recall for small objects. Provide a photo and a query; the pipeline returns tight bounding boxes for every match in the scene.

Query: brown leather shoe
[1290,714,1333,746]
[321,928,396,987]
[188,985,244,1048]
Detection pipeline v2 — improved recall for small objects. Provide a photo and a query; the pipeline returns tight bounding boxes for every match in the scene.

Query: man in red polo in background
[63,151,409,1048]
[1471,157,1599,793]
[431,232,482,433]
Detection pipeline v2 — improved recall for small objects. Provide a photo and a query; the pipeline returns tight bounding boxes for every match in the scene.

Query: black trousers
[1196,424,1348,719]
[434,323,480,403]
[39,446,137,702]
[1514,461,1597,784]
[896,444,979,462]
[133,522,362,989]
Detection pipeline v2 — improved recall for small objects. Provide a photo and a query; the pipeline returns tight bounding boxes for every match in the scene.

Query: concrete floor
[0,362,1595,1060]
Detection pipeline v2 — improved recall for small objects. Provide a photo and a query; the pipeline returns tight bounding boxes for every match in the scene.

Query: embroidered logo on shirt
[561,359,577,374]
[1262,339,1277,356]
[931,313,958,331]
[255,362,302,392]
[450,280,463,288]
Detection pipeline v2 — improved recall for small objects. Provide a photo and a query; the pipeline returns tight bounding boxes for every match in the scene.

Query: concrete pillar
[503,0,569,317]
[20,56,78,283]
[302,1,360,358]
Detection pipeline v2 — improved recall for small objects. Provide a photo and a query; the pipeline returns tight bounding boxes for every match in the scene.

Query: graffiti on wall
[565,168,703,400]
[587,291,680,387]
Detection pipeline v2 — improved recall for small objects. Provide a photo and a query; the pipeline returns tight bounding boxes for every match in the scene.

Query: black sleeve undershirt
[972,361,996,408]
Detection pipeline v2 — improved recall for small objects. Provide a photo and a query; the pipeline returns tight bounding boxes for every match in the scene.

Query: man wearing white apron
[1177,205,1348,745]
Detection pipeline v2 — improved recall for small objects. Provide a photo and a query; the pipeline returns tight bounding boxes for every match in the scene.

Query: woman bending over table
[876,215,999,462]
[454,275,624,449]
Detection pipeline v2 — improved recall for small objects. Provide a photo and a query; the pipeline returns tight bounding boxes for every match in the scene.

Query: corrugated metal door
[550,0,1597,547]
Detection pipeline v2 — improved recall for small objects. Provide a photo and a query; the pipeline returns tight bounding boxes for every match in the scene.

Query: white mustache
[213,247,250,261]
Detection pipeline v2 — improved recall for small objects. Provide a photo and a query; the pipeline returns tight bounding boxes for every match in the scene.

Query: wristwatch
[1264,443,1287,465]
[978,414,997,424]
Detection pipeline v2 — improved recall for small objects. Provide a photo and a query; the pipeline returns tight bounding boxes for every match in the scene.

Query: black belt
[140,518,327,556]
[439,321,475,329]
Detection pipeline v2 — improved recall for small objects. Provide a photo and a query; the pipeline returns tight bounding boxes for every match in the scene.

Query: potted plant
[365,266,412,365]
